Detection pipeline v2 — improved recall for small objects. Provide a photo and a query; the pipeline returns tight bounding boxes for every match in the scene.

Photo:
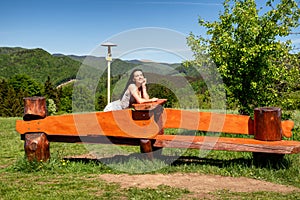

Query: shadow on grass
[64,152,292,170]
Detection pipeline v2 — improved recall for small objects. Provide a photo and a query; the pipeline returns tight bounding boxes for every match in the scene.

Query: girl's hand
[151,97,158,102]
[142,78,147,87]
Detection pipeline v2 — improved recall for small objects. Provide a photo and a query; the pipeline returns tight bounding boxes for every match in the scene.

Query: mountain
[0,47,27,55]
[0,47,197,87]
[0,47,81,86]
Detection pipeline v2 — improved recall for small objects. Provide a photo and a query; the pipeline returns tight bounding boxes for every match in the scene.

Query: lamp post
[101,42,117,104]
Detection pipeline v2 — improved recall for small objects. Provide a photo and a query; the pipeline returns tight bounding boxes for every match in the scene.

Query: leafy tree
[95,93,107,111]
[148,82,177,108]
[72,81,95,112]
[0,79,9,116]
[8,74,42,97]
[0,48,81,86]
[43,76,61,111]
[188,0,300,114]
[1,84,25,117]
[47,99,57,115]
[43,76,57,99]
[59,84,73,113]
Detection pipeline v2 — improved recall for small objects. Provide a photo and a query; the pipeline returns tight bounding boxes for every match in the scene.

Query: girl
[104,69,158,111]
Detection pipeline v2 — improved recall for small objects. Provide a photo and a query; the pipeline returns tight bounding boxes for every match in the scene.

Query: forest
[0,47,209,117]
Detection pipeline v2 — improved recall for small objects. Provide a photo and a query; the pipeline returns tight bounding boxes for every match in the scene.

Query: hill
[0,47,198,87]
[0,48,82,86]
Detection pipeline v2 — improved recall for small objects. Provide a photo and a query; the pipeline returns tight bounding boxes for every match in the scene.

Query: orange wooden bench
[16,97,300,162]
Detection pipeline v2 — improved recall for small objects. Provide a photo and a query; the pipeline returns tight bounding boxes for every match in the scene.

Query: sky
[1,0,299,63]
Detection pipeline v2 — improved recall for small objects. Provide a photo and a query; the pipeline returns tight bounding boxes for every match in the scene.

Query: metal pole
[107,55,111,103]
[101,42,117,105]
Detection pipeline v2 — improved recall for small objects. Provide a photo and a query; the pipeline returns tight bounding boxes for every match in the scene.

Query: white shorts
[103,100,123,112]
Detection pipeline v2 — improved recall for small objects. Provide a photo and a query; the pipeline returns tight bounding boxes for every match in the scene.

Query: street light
[101,42,117,104]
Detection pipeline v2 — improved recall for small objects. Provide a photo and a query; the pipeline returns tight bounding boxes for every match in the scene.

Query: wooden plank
[16,109,159,139]
[132,99,167,111]
[16,107,294,139]
[153,135,300,154]
[281,120,294,138]
[163,108,253,134]
[163,108,293,138]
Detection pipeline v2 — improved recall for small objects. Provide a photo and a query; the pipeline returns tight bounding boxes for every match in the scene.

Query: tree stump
[253,107,284,165]
[254,107,282,141]
[132,99,167,159]
[151,105,164,156]
[25,133,50,162]
[23,96,49,161]
[140,139,153,160]
[23,97,47,121]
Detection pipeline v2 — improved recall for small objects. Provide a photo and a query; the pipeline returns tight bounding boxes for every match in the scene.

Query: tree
[43,76,57,99]
[2,85,25,117]
[43,76,61,111]
[59,84,73,113]
[188,0,300,115]
[8,74,42,97]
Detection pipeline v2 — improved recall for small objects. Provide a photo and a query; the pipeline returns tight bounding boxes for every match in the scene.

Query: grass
[1,113,300,199]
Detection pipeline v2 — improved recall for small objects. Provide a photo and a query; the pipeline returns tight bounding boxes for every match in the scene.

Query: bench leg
[140,139,153,160]
[25,133,50,162]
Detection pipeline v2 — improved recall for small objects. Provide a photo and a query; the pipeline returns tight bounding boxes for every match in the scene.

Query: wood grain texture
[16,108,294,138]
[254,107,282,141]
[16,109,159,139]
[132,99,167,111]
[153,135,300,154]
[163,108,254,134]
[23,97,47,121]
[25,133,50,161]
[162,108,293,138]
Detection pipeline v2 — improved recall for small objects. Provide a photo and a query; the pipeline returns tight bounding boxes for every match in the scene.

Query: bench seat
[153,135,300,154]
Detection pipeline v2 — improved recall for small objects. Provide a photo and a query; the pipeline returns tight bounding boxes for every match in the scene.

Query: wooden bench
[16,97,300,163]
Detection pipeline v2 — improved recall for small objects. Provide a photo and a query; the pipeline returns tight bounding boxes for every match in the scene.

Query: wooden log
[132,100,167,157]
[140,139,153,160]
[16,109,160,138]
[132,99,167,111]
[25,133,50,161]
[254,107,282,141]
[153,135,300,154]
[132,110,151,120]
[23,97,47,121]
[153,105,164,135]
[163,108,254,135]
[281,120,294,138]
[151,105,165,156]
[163,108,293,138]
[16,109,294,138]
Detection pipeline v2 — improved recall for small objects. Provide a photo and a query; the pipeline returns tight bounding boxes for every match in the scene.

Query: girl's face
[132,71,145,84]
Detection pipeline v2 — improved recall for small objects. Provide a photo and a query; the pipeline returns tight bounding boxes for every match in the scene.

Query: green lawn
[1,114,300,199]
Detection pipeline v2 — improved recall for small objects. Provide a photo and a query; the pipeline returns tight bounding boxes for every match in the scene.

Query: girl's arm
[128,84,158,104]
[141,78,150,100]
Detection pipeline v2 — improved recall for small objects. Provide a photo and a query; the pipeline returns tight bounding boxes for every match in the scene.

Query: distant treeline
[0,47,210,117]
[0,73,210,117]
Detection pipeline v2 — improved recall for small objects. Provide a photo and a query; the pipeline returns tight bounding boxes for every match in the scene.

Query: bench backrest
[163,108,294,138]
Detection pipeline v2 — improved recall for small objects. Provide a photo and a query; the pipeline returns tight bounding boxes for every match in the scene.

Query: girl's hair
[119,68,144,99]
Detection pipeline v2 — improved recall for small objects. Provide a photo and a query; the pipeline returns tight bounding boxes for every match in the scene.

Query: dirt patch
[67,154,299,196]
[0,164,10,169]
[99,173,299,194]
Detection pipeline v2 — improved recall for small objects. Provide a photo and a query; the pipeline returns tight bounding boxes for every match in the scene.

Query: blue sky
[1,0,299,63]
